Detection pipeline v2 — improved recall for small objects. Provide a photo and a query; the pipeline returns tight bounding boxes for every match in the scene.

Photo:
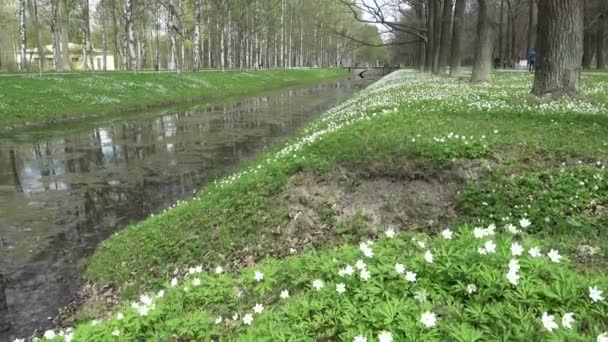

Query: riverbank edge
[1,69,348,133]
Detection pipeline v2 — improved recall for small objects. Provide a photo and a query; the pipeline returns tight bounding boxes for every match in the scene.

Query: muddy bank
[270,159,493,255]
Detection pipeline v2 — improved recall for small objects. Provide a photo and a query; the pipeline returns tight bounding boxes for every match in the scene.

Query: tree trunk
[58,0,71,71]
[449,0,465,76]
[169,5,177,71]
[471,0,494,83]
[432,0,442,73]
[155,0,160,70]
[438,0,453,74]
[527,0,537,55]
[532,0,583,97]
[207,12,212,68]
[598,13,606,68]
[29,0,44,72]
[102,15,108,71]
[111,0,121,70]
[227,8,232,69]
[82,0,93,71]
[125,0,137,72]
[51,0,62,70]
[425,0,434,71]
[499,0,505,63]
[193,0,201,70]
[220,23,225,71]
[19,0,27,71]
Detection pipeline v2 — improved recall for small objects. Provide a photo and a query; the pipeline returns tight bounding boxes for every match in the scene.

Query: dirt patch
[277,160,491,248]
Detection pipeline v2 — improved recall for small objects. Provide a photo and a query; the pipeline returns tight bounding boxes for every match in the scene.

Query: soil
[277,159,493,248]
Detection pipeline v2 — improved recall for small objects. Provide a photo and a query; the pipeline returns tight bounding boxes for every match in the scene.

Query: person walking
[528,49,537,73]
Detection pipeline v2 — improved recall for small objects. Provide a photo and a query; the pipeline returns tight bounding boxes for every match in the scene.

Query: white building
[16,43,115,71]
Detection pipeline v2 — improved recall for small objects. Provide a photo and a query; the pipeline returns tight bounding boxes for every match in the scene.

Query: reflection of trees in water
[9,150,22,193]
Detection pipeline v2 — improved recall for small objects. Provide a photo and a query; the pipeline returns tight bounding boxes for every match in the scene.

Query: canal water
[0,75,378,339]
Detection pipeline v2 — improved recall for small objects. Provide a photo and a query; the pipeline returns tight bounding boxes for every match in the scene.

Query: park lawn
[0,68,347,130]
[34,70,608,340]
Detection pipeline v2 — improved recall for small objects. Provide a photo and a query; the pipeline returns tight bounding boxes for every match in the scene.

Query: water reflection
[0,77,376,338]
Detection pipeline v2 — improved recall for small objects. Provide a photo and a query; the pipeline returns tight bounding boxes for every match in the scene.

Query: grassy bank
[0,69,347,130]
[29,70,608,340]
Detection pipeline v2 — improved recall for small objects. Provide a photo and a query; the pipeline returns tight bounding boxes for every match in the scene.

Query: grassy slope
[86,71,608,290]
[54,70,608,340]
[0,69,347,129]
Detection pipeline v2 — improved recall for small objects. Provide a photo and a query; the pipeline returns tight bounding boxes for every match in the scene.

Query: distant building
[15,43,115,71]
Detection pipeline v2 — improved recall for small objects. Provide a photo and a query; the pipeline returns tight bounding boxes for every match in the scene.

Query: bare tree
[449,0,465,76]
[471,0,494,83]
[527,0,537,55]
[532,0,583,97]
[598,11,606,68]
[127,0,138,71]
[29,0,45,72]
[193,0,202,70]
[82,0,93,71]
[18,0,27,71]
[438,0,453,74]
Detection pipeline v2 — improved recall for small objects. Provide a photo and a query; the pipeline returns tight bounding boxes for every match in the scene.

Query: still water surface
[0,76,376,338]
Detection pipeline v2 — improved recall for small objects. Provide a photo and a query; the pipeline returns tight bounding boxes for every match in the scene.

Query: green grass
[28,70,608,340]
[0,69,347,130]
[70,228,608,341]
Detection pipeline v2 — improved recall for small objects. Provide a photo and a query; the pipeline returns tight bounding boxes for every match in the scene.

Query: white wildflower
[312,279,325,290]
[598,333,608,342]
[43,330,56,339]
[385,228,396,238]
[355,259,366,270]
[170,277,178,287]
[420,311,437,328]
[360,269,371,281]
[405,271,417,282]
[562,312,575,329]
[339,265,355,277]
[243,313,254,325]
[395,263,405,275]
[280,290,290,299]
[505,223,521,234]
[353,335,367,342]
[254,271,264,282]
[377,331,393,342]
[441,229,453,240]
[424,250,434,264]
[484,240,497,254]
[541,312,558,331]
[112,330,120,337]
[511,242,524,256]
[253,303,264,314]
[215,266,224,274]
[336,283,346,294]
[117,312,124,320]
[547,249,562,263]
[528,247,542,258]
[589,286,605,302]
[215,316,223,324]
[519,218,531,228]
[467,284,477,294]
[193,278,201,286]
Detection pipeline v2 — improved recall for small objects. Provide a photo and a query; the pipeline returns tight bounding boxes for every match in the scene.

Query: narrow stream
[0,75,378,339]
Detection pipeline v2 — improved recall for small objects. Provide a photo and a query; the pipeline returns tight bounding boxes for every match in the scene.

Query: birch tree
[18,0,26,71]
